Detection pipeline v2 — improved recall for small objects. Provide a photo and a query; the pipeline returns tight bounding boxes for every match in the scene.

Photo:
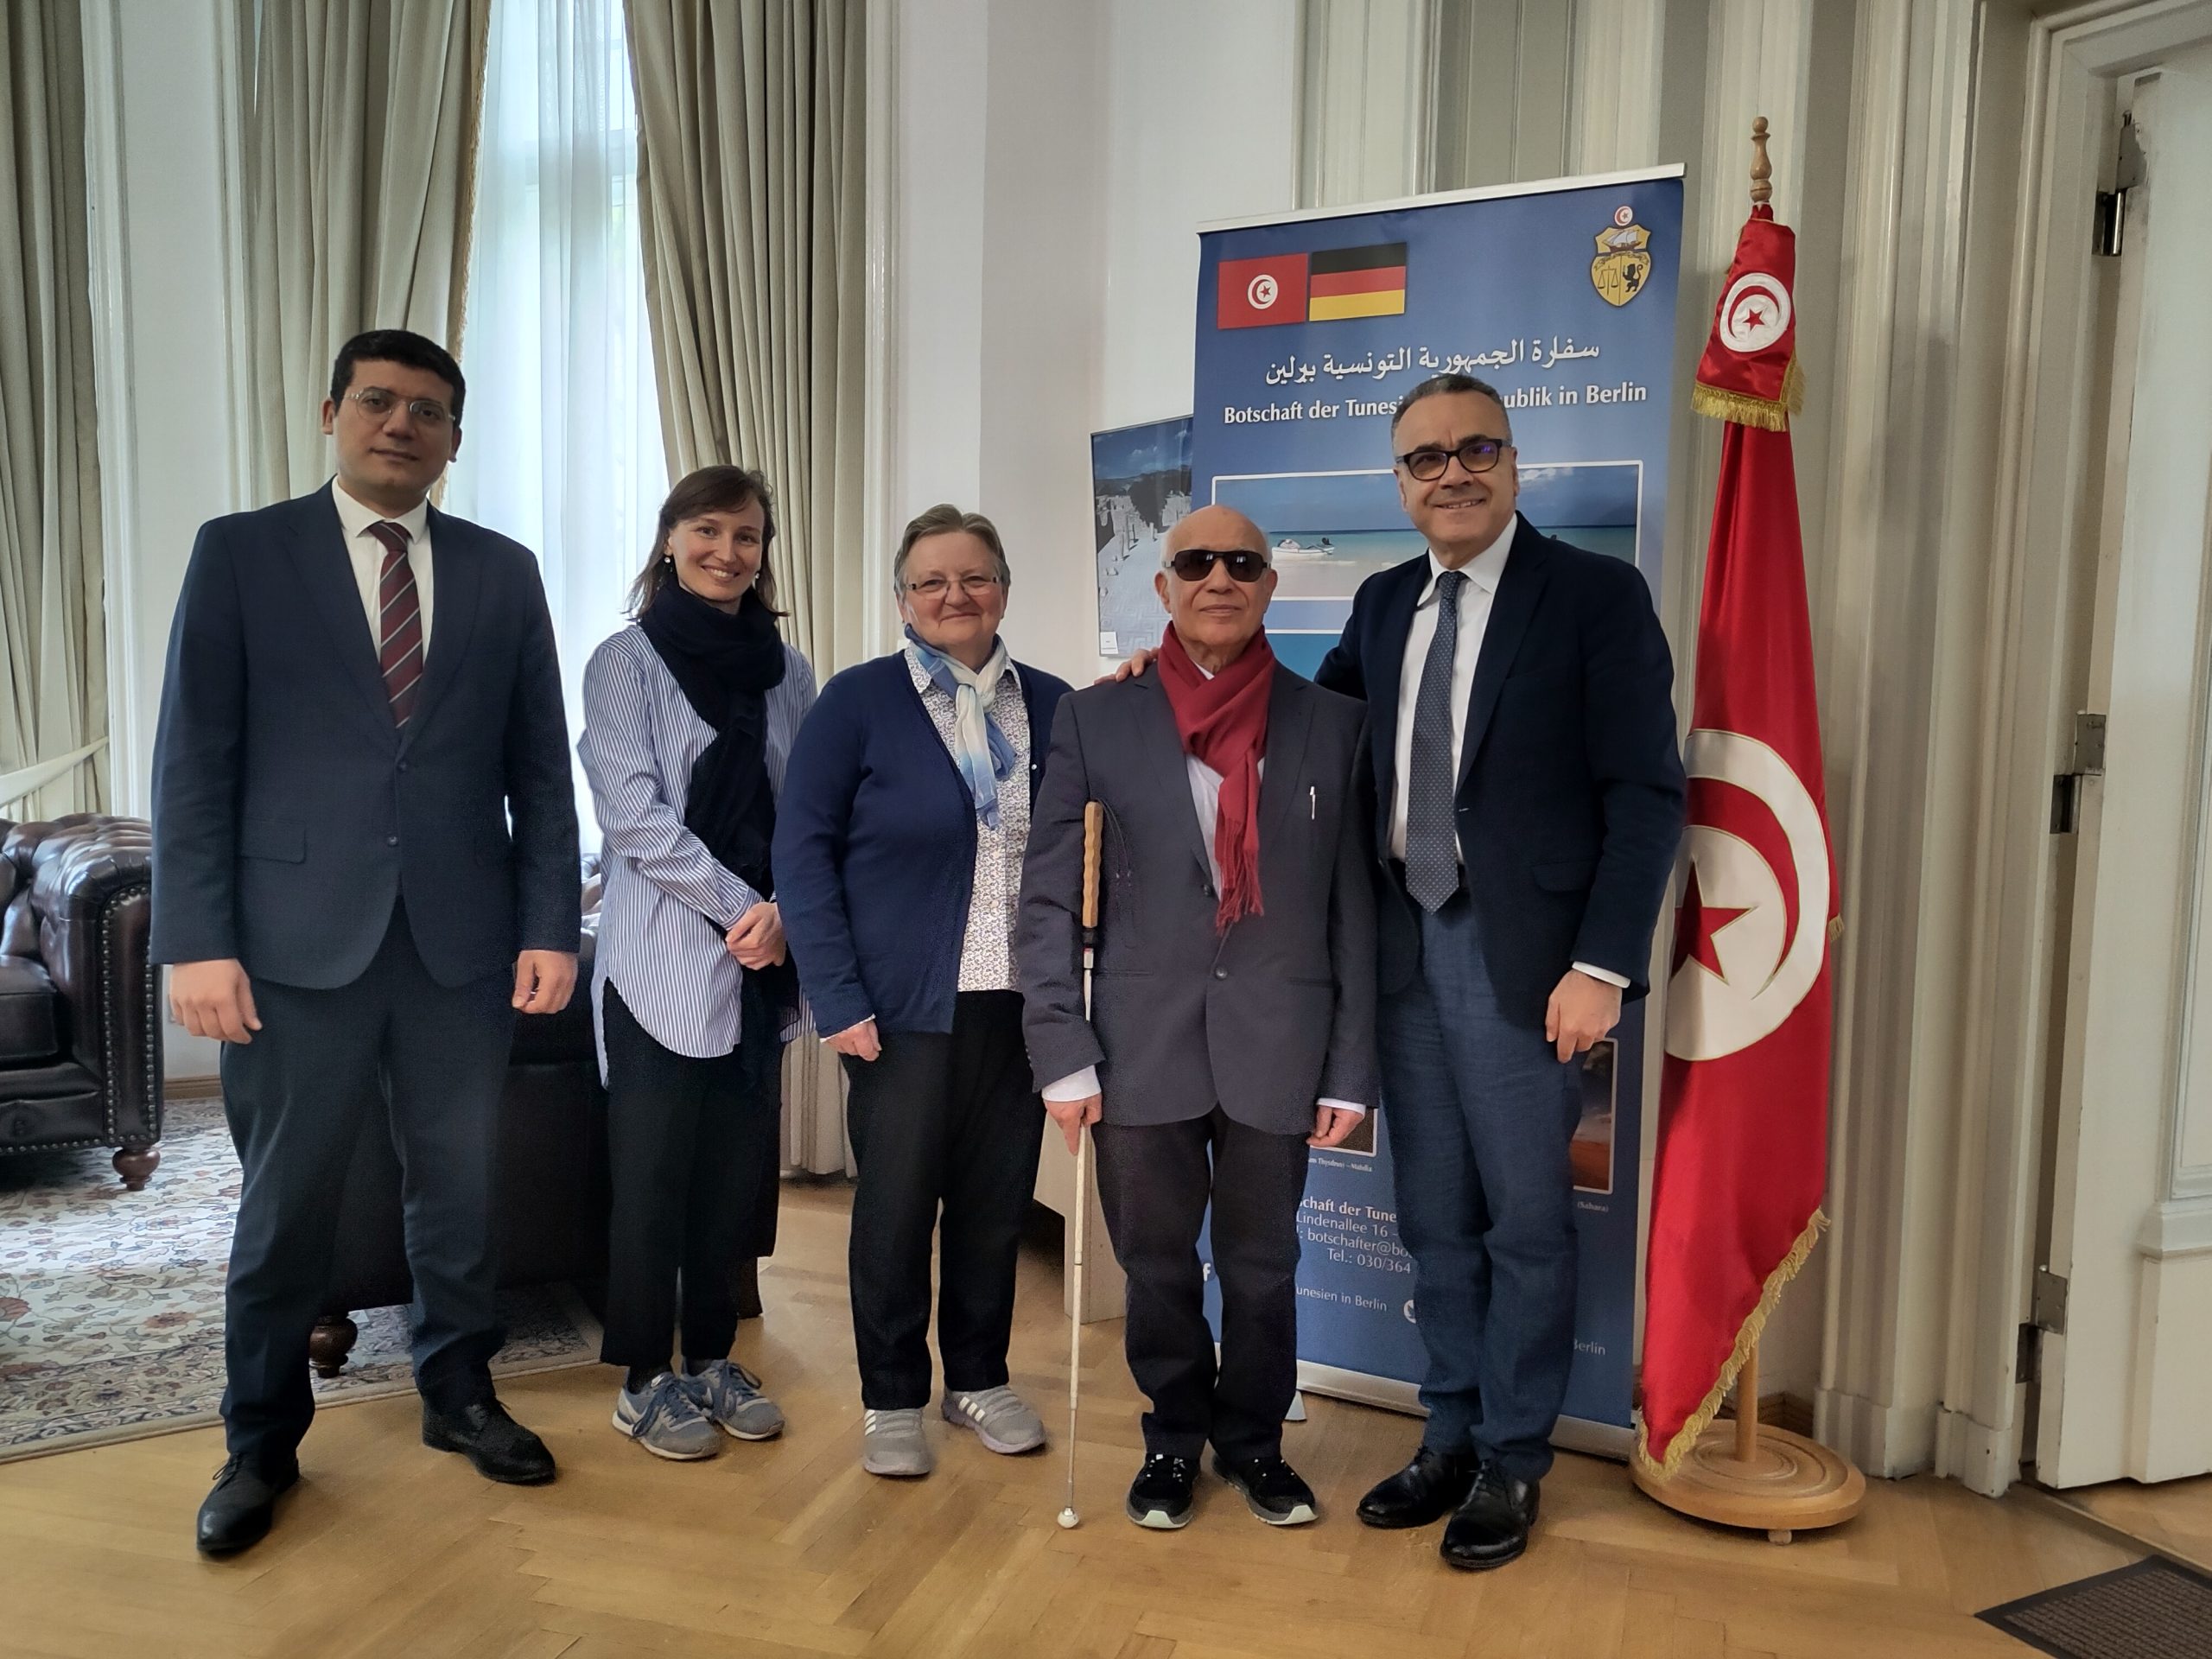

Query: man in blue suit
[152,330,581,1554]
[1321,374,1683,1569]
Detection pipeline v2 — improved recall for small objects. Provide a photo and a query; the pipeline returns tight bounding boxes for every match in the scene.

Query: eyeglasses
[1165,548,1271,584]
[345,386,455,429]
[904,574,1005,600]
[1395,435,1510,480]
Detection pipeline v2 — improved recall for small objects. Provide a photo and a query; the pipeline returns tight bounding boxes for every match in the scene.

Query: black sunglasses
[1166,547,1271,583]
[1395,435,1510,480]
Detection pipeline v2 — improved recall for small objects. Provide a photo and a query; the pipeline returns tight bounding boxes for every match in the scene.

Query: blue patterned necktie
[1404,570,1467,912]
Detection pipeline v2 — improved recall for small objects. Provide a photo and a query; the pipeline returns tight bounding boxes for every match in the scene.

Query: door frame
[1944,0,2212,1496]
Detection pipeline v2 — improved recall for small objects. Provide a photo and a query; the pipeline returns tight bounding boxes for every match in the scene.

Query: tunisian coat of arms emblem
[1591,206,1654,307]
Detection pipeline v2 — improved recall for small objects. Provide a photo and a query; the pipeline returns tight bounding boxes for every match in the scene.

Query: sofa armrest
[10,814,162,1144]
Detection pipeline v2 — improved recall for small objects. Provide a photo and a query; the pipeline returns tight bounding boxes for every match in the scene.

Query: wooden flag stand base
[1630,1343,1866,1544]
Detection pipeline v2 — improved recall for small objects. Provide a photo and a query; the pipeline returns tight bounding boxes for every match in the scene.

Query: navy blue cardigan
[774,650,1073,1038]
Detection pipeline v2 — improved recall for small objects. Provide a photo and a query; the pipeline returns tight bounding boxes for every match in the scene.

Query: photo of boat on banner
[1208,459,1643,678]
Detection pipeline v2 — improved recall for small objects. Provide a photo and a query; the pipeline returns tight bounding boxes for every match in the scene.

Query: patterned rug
[0,1097,601,1463]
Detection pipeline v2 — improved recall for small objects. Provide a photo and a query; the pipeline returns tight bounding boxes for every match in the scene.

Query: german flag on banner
[1306,243,1408,321]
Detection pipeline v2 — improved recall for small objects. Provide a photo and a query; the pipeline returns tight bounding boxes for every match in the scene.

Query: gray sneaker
[612,1372,721,1461]
[942,1386,1046,1455]
[684,1357,785,1441]
[861,1407,935,1477]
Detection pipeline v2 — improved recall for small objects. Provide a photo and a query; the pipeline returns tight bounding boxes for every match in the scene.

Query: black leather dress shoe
[1357,1445,1478,1529]
[195,1455,298,1555]
[1440,1462,1540,1571]
[423,1395,556,1485]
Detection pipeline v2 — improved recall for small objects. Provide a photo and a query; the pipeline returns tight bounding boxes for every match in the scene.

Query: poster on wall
[1191,166,1686,1457]
[1090,416,1192,658]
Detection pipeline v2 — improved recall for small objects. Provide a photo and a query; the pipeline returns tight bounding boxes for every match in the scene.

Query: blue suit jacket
[1315,515,1685,1028]
[774,651,1071,1039]
[150,485,581,989]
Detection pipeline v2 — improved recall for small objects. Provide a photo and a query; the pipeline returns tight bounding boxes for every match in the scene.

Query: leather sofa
[0,814,162,1188]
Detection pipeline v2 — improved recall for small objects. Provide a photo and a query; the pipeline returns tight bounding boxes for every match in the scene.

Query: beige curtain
[0,0,107,821]
[626,0,868,1177]
[240,0,492,501]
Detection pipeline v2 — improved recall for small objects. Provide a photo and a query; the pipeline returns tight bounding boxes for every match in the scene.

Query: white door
[2036,45,2212,1489]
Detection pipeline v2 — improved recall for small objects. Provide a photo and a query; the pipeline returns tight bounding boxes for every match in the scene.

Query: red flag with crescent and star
[1636,205,1834,1475]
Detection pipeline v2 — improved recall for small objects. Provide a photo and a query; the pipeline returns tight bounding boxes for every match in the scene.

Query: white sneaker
[941,1386,1046,1454]
[612,1372,721,1461]
[861,1407,935,1477]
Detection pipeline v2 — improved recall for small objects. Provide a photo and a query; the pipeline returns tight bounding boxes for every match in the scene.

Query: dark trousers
[1091,1104,1310,1462]
[218,902,514,1474]
[842,990,1043,1410]
[599,976,785,1370]
[1381,888,1583,1483]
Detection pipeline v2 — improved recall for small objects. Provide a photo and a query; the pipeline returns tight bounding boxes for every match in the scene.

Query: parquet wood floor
[0,1184,2141,1657]
[2057,1471,2212,1571]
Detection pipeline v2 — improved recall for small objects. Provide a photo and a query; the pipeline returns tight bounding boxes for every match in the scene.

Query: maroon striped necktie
[366,520,424,727]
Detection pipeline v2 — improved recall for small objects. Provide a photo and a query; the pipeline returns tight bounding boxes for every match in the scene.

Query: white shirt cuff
[1318,1097,1367,1119]
[1043,1066,1100,1103]
[1573,961,1630,989]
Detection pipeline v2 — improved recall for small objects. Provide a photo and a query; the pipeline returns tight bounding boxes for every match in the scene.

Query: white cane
[1058,800,1104,1531]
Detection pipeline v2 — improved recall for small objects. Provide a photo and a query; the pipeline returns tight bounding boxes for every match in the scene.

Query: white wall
[889,0,1299,686]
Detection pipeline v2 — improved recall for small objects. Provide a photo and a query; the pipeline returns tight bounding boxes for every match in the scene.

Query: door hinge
[2032,1267,2069,1334]
[2051,713,2107,834]
[2094,111,2146,257]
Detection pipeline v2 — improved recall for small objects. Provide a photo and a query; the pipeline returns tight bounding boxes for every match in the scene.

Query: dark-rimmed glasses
[1165,548,1270,584]
[345,386,455,429]
[1395,435,1510,480]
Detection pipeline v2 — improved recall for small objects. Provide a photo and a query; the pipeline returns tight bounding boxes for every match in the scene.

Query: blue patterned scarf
[905,626,1016,830]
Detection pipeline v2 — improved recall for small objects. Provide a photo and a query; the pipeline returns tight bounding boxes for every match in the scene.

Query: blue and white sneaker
[612,1371,721,1460]
[683,1357,785,1441]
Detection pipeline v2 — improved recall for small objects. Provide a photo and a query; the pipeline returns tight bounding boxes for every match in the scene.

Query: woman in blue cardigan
[774,504,1071,1479]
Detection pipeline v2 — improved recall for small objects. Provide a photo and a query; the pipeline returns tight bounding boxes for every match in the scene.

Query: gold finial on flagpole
[1750,117,1773,207]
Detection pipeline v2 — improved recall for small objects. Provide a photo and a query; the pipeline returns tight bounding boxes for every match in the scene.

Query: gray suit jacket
[1014,664,1379,1135]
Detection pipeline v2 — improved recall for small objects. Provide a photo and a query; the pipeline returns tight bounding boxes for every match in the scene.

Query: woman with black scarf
[578,466,816,1462]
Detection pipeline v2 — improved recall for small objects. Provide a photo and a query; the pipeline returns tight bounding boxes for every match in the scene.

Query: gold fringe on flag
[1632,1207,1827,1478]
[1689,358,1807,431]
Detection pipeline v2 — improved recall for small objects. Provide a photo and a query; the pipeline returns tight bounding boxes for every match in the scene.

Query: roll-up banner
[1190,167,1686,1458]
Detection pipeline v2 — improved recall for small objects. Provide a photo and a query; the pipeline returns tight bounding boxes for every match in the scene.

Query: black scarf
[638,582,787,925]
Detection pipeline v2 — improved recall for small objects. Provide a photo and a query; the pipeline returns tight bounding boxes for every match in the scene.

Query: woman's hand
[726,900,787,969]
[825,1017,880,1061]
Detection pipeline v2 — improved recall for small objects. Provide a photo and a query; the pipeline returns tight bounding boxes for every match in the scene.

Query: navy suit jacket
[775,651,1071,1039]
[150,485,581,989]
[1315,514,1684,1029]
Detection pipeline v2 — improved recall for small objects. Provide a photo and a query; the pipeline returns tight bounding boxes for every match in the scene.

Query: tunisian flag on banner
[1637,206,1835,1475]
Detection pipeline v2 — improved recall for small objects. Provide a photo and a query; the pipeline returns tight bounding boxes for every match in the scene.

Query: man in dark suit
[152,329,581,1554]
[1319,373,1684,1569]
[1017,505,1377,1534]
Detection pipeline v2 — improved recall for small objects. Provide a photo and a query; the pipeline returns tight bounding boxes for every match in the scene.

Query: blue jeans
[1380,890,1581,1482]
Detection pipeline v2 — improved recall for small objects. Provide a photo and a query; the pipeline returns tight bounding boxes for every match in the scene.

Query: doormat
[0,1098,602,1464]
[1979,1556,2212,1658]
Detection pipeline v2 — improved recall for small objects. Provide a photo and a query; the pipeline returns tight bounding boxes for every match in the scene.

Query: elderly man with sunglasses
[1015,505,1376,1535]
[1313,373,1685,1571]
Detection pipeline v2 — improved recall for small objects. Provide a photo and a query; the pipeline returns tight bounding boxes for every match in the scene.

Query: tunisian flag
[1637,206,1835,1474]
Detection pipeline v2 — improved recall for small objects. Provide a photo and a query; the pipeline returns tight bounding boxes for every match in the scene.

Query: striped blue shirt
[578,624,817,1076]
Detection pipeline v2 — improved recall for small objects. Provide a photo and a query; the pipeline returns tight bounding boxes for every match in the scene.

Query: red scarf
[1157,625,1275,931]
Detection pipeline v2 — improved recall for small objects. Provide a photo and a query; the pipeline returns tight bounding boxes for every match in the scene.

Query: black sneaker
[1125,1452,1197,1529]
[1211,1451,1319,1526]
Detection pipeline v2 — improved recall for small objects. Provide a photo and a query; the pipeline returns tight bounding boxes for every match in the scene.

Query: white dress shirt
[1386,516,1627,991]
[331,479,435,652]
[1045,662,1368,1117]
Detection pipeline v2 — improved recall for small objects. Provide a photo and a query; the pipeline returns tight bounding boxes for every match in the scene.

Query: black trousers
[219,902,514,1474]
[1091,1105,1311,1462]
[599,976,785,1370]
[842,991,1044,1409]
